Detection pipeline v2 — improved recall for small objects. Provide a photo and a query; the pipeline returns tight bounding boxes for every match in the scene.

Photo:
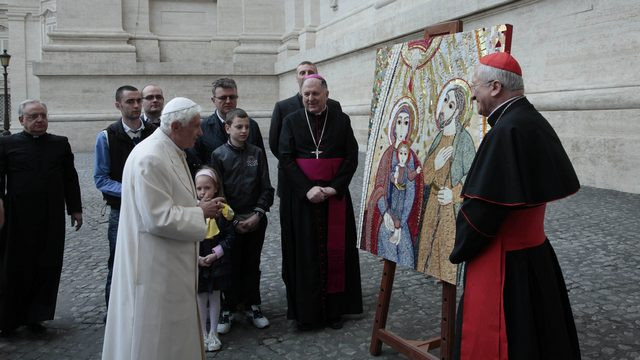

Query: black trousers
[222,217,267,310]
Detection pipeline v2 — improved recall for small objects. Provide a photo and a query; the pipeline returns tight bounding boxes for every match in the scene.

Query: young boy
[210,108,274,334]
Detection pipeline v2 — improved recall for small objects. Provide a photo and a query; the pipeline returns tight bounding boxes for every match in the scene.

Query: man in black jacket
[187,78,265,173]
[93,85,157,317]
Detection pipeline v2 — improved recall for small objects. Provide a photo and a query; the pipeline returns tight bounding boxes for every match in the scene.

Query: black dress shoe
[27,322,46,333]
[296,322,313,331]
[0,327,17,337]
[327,317,343,330]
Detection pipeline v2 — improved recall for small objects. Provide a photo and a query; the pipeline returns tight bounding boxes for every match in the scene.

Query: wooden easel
[368,20,462,360]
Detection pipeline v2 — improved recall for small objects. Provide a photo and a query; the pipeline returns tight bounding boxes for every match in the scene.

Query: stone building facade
[3,0,640,193]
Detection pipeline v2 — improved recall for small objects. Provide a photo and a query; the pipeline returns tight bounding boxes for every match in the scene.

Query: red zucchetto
[479,52,522,76]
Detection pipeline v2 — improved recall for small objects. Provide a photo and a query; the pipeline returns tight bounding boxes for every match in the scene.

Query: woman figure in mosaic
[362,98,423,268]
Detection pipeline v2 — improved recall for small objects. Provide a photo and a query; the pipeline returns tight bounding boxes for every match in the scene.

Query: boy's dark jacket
[211,142,274,215]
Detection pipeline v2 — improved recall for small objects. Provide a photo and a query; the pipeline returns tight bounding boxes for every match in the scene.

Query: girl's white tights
[197,291,220,335]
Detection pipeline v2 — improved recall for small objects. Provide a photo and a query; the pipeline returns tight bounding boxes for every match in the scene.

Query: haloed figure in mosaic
[362,99,423,268]
[416,81,475,284]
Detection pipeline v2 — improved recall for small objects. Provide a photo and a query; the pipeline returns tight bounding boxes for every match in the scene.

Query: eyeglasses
[24,113,47,121]
[214,95,238,101]
[471,80,496,90]
[143,95,164,101]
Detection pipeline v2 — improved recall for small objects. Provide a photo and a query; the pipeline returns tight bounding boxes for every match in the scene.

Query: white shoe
[207,331,222,352]
[246,305,270,329]
[217,310,232,334]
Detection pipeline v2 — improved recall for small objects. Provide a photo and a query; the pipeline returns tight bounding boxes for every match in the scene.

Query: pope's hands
[200,196,226,219]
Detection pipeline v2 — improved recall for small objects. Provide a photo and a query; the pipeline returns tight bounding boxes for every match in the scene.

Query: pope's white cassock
[102,127,207,360]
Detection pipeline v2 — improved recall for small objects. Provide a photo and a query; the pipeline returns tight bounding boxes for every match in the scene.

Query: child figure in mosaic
[379,141,421,265]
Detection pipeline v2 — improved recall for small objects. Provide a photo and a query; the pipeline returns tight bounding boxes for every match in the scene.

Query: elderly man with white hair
[102,97,225,360]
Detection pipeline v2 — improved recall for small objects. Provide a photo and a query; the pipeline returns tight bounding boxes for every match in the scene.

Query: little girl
[195,167,234,352]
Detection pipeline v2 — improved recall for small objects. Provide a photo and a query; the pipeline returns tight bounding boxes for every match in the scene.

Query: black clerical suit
[278,107,362,328]
[0,132,82,331]
[450,97,581,360]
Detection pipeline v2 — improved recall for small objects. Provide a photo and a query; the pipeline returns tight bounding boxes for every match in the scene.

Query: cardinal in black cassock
[450,53,581,359]
[0,100,82,335]
[278,74,362,330]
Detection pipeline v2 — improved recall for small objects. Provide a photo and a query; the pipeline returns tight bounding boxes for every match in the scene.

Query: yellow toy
[205,203,234,239]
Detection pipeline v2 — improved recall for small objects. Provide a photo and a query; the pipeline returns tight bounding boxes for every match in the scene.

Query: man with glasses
[0,100,82,336]
[188,78,265,170]
[449,52,580,359]
[140,84,165,126]
[93,86,157,321]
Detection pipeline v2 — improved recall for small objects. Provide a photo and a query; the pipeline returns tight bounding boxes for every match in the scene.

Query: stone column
[299,0,320,50]
[42,0,135,65]
[231,0,283,74]
[122,0,159,62]
[277,0,304,61]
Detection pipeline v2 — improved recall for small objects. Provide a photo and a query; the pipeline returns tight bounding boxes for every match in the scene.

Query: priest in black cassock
[278,74,362,330]
[0,100,83,336]
[450,53,581,359]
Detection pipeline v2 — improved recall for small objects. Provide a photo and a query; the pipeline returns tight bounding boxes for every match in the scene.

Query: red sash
[296,158,346,294]
[460,205,547,360]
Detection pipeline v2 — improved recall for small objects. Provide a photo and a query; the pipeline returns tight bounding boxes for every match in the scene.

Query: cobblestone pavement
[1,151,639,359]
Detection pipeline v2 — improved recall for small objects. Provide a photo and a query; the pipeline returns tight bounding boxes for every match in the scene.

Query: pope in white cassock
[102,97,224,360]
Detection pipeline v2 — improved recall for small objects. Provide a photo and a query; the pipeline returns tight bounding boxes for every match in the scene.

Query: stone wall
[275,0,640,193]
[4,0,639,193]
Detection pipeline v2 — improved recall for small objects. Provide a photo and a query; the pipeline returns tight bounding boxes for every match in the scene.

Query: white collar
[215,110,225,124]
[488,96,524,118]
[121,118,144,133]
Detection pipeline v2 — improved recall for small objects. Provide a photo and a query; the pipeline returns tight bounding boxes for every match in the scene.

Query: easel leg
[369,259,396,355]
[440,282,456,360]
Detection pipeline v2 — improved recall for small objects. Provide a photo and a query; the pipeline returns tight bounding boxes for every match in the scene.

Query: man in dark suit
[140,84,164,126]
[269,61,342,196]
[187,78,265,174]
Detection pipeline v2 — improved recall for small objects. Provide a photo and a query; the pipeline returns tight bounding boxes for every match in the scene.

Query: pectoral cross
[311,149,323,159]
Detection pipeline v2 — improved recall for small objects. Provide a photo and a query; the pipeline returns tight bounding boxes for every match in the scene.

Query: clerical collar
[487,96,526,127]
[306,106,328,117]
[22,131,46,138]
